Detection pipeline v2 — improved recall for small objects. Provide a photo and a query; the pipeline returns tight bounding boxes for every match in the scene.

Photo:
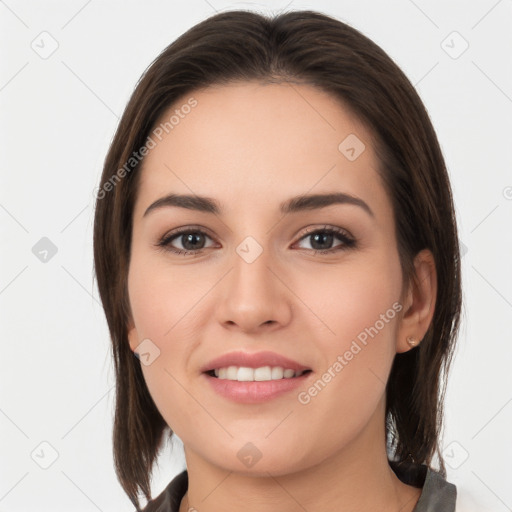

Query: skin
[126,81,437,512]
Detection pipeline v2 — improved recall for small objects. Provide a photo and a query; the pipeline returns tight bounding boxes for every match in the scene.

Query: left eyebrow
[143,192,374,218]
[280,192,374,217]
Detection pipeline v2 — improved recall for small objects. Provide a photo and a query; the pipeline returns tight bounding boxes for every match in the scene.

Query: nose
[215,242,293,334]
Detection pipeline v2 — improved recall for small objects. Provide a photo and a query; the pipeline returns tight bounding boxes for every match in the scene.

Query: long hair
[93,9,462,510]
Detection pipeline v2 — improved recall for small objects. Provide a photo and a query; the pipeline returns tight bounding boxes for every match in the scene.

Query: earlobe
[396,249,437,353]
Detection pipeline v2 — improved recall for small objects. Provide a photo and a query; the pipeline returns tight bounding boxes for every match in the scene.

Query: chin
[200,439,313,477]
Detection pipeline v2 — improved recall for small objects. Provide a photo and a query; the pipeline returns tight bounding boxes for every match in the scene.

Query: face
[127,81,408,475]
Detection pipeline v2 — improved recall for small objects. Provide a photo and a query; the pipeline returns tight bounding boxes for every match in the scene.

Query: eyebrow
[143,192,374,218]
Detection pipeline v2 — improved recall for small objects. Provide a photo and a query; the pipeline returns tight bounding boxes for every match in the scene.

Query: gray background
[1,0,511,510]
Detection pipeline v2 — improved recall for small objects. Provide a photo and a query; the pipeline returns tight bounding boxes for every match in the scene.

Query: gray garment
[390,461,457,511]
[140,462,456,512]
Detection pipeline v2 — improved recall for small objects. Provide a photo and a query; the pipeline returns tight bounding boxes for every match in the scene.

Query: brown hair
[93,9,462,510]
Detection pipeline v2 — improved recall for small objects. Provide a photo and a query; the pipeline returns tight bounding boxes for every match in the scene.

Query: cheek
[300,252,403,349]
[127,249,214,430]
[127,243,210,342]
[288,258,402,455]
[295,254,402,405]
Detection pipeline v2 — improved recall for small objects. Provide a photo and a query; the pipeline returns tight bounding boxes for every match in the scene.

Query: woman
[93,9,462,512]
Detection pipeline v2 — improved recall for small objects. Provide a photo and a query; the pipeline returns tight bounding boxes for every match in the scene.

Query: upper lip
[201,350,311,373]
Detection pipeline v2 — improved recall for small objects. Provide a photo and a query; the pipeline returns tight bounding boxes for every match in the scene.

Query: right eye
[156,227,217,255]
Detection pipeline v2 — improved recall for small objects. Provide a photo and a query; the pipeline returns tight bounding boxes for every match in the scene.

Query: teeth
[227,366,238,380]
[237,367,254,381]
[211,366,307,381]
[271,367,284,379]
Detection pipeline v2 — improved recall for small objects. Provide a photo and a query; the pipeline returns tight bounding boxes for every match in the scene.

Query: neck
[178,399,421,512]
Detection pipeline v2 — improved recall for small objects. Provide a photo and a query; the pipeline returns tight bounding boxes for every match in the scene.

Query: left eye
[156,226,355,255]
[294,227,355,252]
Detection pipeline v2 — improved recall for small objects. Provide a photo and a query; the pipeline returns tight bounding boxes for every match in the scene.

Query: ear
[126,317,140,353]
[396,249,437,353]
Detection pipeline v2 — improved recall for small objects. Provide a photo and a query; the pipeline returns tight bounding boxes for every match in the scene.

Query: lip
[200,350,311,373]
[202,371,313,404]
[200,350,313,404]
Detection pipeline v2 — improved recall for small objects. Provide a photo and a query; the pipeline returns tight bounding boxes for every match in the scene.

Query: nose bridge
[216,232,292,330]
[231,233,277,296]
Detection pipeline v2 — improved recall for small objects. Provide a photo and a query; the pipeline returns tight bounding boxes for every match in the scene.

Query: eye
[294,225,356,253]
[156,227,216,255]
[155,225,356,256]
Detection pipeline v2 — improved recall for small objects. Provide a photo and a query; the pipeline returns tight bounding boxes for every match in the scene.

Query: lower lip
[203,372,312,404]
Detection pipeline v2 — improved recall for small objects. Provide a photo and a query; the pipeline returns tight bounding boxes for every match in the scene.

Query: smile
[207,366,311,381]
[203,368,313,404]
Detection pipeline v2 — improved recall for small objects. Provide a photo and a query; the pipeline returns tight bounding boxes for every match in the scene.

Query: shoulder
[137,470,188,512]
[416,466,457,511]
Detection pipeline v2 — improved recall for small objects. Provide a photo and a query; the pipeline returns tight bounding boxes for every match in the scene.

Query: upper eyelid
[160,225,354,245]
[161,225,216,242]
[299,225,353,238]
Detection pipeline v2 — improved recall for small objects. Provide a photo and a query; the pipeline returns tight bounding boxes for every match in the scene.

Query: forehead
[134,81,388,219]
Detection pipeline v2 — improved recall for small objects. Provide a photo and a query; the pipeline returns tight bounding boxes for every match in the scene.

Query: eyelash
[155,225,356,256]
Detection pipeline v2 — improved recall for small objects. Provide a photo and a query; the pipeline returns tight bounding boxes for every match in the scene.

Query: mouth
[203,367,314,404]
[204,366,313,381]
[200,350,313,402]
